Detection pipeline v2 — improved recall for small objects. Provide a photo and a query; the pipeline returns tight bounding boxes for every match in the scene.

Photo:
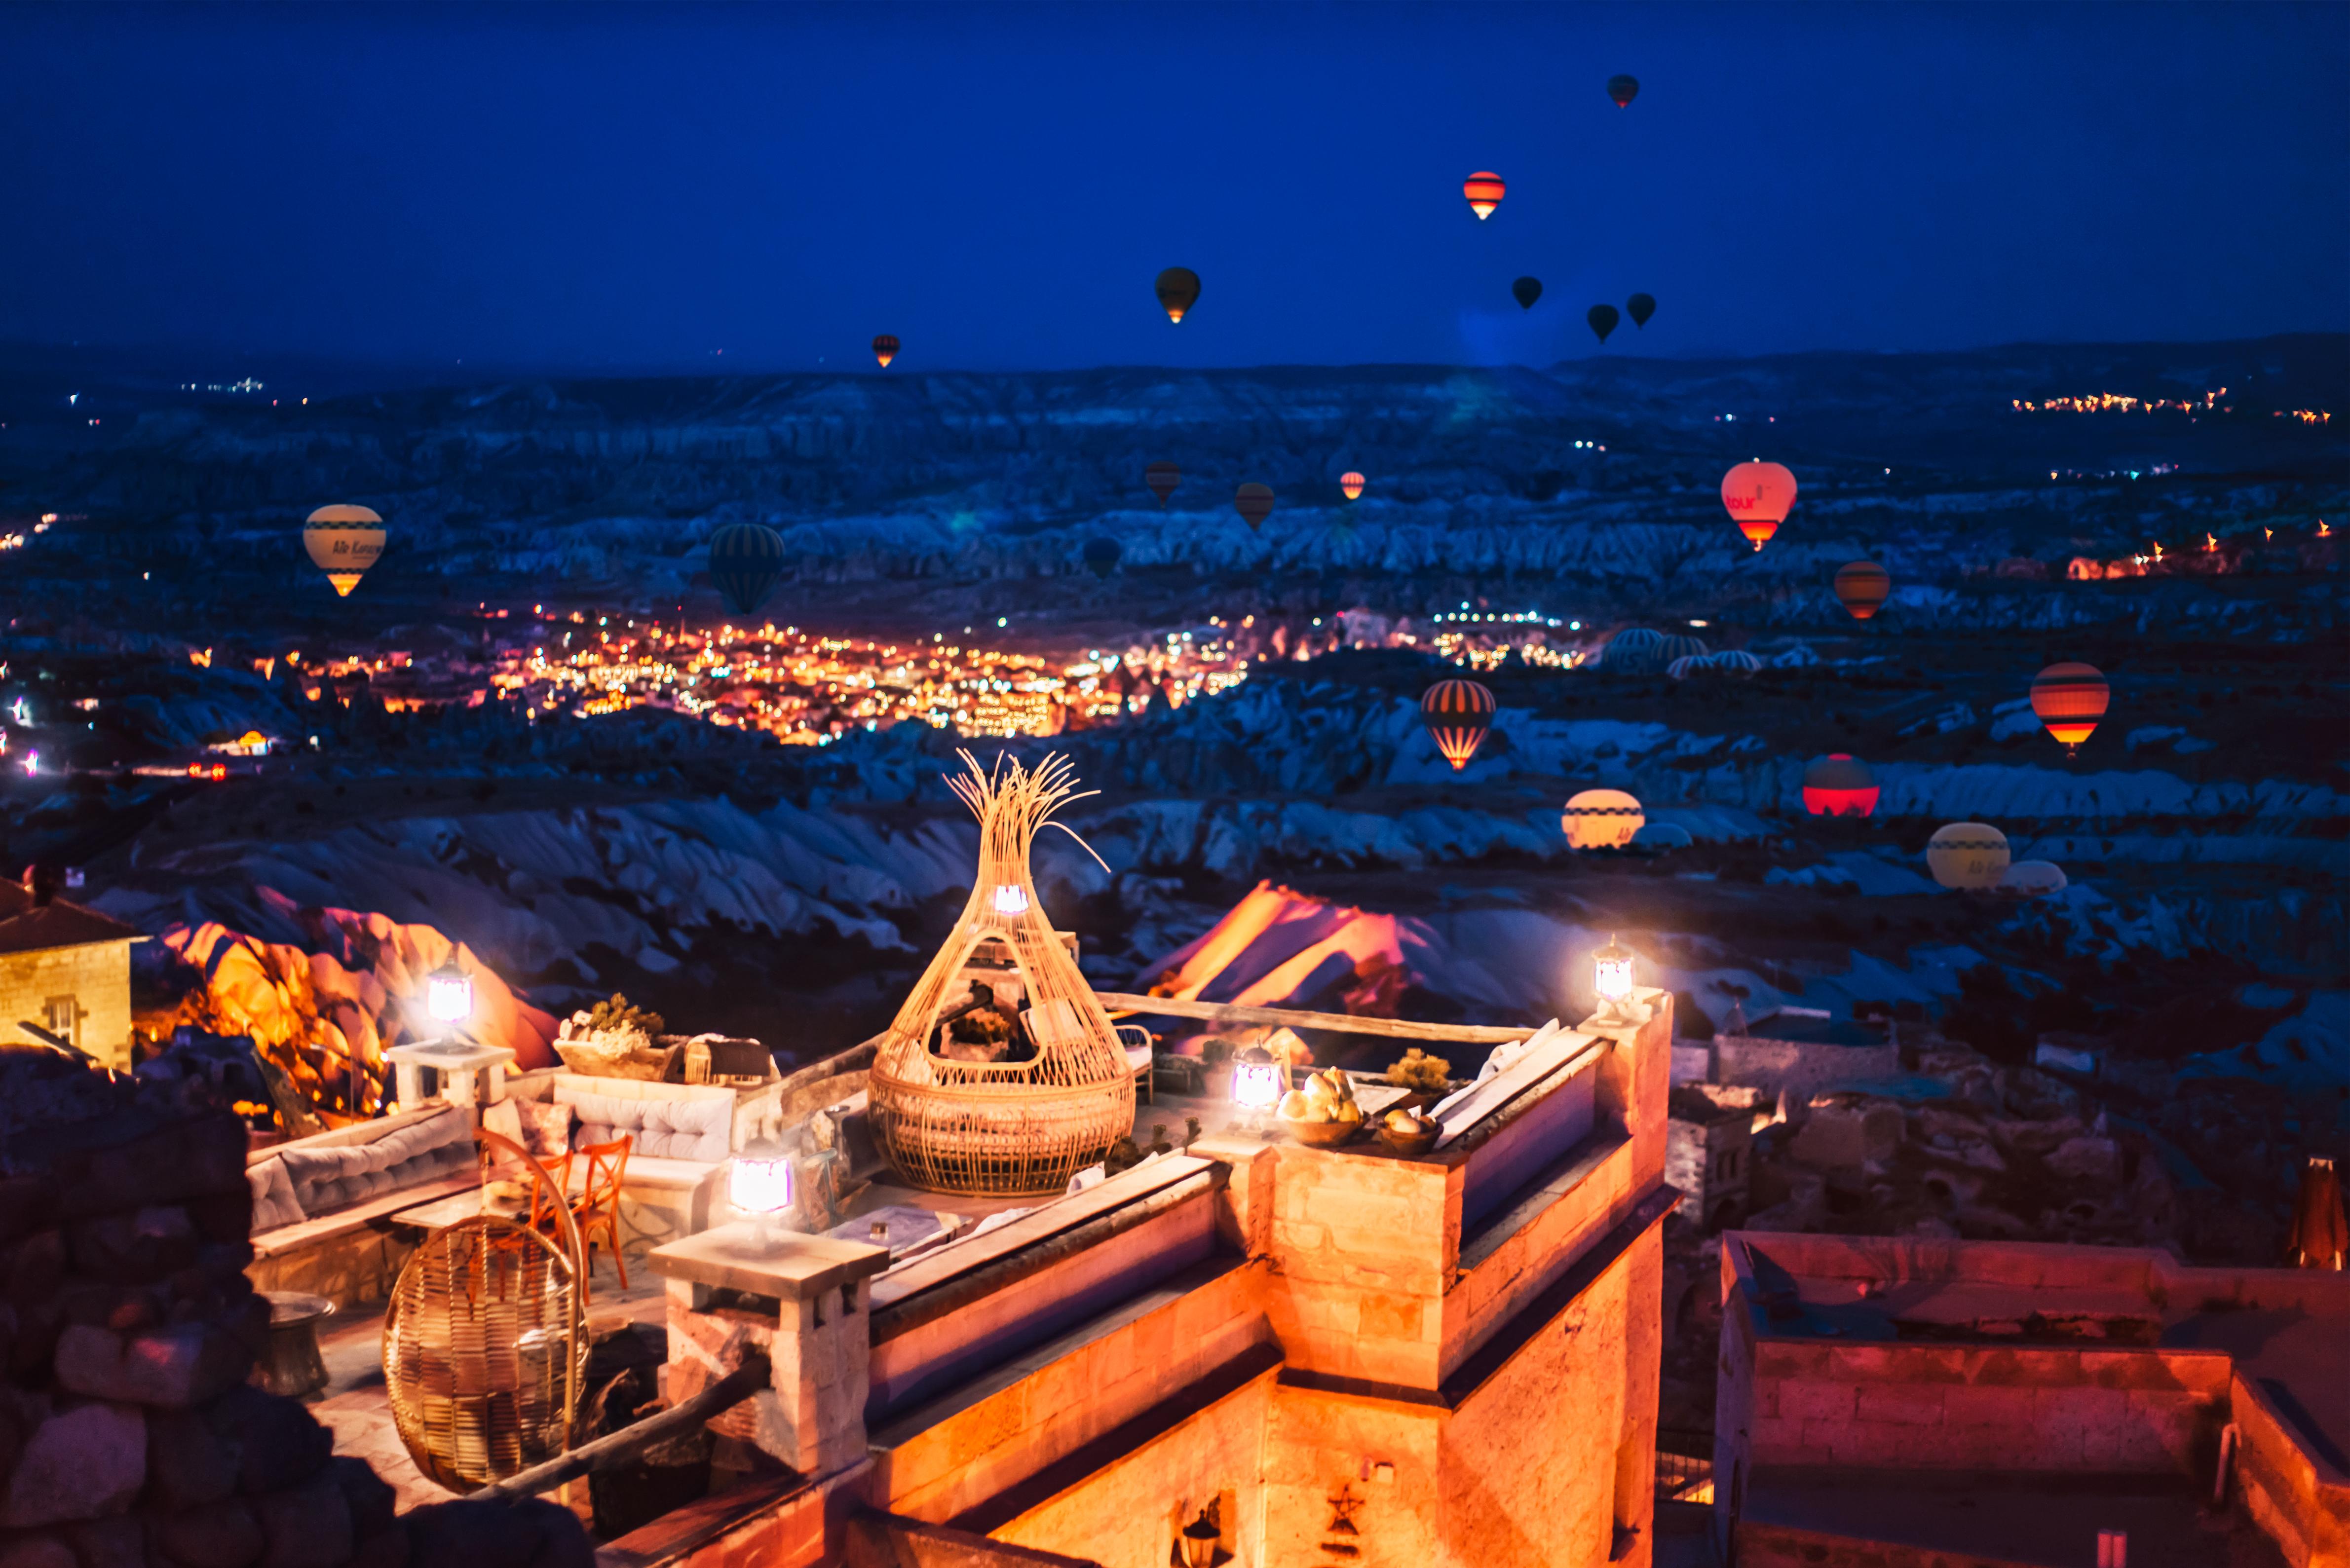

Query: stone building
[637,990,1681,1567]
[0,872,141,1070]
[1707,1008,1897,1112]
[1713,1230,2350,1567]
[1667,1084,1761,1232]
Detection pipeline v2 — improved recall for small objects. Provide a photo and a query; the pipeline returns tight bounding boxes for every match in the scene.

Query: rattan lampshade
[869,751,1135,1195]
[384,1134,586,1491]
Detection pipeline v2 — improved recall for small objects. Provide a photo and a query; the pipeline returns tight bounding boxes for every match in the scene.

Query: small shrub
[587,993,667,1038]
[1385,1047,1452,1093]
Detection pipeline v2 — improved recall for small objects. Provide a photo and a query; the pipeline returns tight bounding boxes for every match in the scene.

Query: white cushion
[554,1083,730,1162]
[247,1158,306,1232]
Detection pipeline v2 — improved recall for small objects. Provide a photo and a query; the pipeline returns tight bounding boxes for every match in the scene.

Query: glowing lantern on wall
[1231,1045,1286,1112]
[1720,462,1797,552]
[1420,678,1496,771]
[1801,754,1879,818]
[1593,934,1638,1022]
[1562,788,1644,849]
[1462,171,1506,220]
[729,1140,795,1243]
[2030,662,2110,753]
[426,962,473,1027]
[1927,823,2010,890]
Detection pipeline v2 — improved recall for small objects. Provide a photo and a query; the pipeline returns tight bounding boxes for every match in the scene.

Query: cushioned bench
[497,1070,784,1247]
[245,1106,479,1307]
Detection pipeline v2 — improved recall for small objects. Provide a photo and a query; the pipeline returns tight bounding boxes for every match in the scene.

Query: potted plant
[1382,1047,1453,1110]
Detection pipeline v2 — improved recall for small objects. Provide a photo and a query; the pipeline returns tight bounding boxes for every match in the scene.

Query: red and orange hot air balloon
[1421,678,1496,772]
[1802,754,1880,818]
[1462,172,1506,220]
[2030,662,2110,754]
[1834,561,1891,620]
[1721,461,1797,552]
[871,335,899,368]
[1340,472,1365,501]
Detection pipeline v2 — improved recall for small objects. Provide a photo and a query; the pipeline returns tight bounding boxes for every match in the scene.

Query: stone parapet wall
[2232,1372,2350,1568]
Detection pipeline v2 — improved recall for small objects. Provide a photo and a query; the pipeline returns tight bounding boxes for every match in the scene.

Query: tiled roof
[0,884,145,957]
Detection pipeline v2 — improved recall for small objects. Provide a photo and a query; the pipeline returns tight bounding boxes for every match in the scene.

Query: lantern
[426,962,473,1027]
[2030,662,2110,754]
[1231,1045,1286,1115]
[730,1140,795,1244]
[1593,934,1638,1023]
[1180,1510,1222,1568]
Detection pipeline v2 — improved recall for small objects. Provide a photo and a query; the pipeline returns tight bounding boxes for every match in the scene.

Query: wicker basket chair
[869,751,1135,1196]
[382,1129,587,1492]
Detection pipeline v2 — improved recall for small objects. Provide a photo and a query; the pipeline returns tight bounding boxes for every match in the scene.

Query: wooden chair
[568,1137,632,1297]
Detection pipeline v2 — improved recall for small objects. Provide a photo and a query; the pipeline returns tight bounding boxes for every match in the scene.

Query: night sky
[2,1,2343,373]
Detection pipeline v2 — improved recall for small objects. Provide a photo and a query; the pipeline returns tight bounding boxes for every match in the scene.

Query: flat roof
[1731,1009,1889,1048]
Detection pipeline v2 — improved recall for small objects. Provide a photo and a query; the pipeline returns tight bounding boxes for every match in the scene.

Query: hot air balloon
[1630,821,1691,852]
[1599,627,1668,674]
[1927,823,2010,891]
[1234,483,1275,532]
[1608,75,1639,107]
[1588,305,1620,344]
[1710,650,1764,678]
[1667,656,1704,682]
[1145,461,1180,507]
[2030,662,2109,753]
[1081,538,1122,580]
[872,335,900,369]
[1627,293,1656,329]
[1834,561,1892,620]
[1512,277,1543,311]
[303,505,386,597]
[1155,268,1201,325]
[1997,861,2068,898]
[1340,472,1365,501]
[1421,679,1496,772]
[1562,788,1645,849]
[1802,754,1879,818]
[1462,172,1506,220]
[707,522,786,617]
[1721,461,1797,552]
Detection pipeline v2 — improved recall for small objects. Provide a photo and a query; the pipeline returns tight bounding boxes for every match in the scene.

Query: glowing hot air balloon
[1155,268,1201,324]
[1512,277,1543,310]
[708,523,786,617]
[1927,823,2010,891]
[1081,537,1121,580]
[2030,662,2109,753]
[1421,679,1496,772]
[1721,461,1797,552]
[1145,461,1180,507]
[1588,305,1620,344]
[1802,754,1879,818]
[1626,293,1656,329]
[872,334,899,368]
[303,505,386,597]
[1340,472,1365,501]
[1608,75,1639,107]
[1462,172,1506,220]
[1834,561,1891,620]
[1562,788,1644,849]
[1997,861,2068,898]
[1234,483,1275,532]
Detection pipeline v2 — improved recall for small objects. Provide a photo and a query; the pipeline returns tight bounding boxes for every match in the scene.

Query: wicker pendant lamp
[869,751,1133,1195]
[383,1130,587,1492]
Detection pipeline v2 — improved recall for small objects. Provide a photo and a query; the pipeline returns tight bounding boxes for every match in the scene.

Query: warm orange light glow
[1340,472,1365,501]
[1462,171,1506,220]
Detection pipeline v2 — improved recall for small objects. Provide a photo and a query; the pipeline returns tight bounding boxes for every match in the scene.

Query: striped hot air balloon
[871,334,899,368]
[1145,461,1180,507]
[1234,483,1275,531]
[303,505,386,597]
[2030,662,2110,753]
[708,523,786,617]
[1834,561,1892,620]
[1155,267,1202,324]
[1421,679,1496,772]
[1802,754,1879,818]
[1340,472,1365,501]
[1721,461,1797,552]
[1462,172,1506,220]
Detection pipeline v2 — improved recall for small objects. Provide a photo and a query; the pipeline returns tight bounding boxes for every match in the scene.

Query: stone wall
[1710,1036,1897,1110]
[0,940,132,1071]
[0,1053,586,1568]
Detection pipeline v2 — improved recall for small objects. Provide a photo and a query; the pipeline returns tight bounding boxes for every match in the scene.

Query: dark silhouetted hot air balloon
[1421,679,1496,772]
[1626,293,1655,329]
[1608,75,1639,107]
[303,505,386,597]
[1834,561,1891,620]
[1155,268,1201,324]
[1462,172,1506,220]
[1340,472,1365,501]
[1588,305,1620,344]
[1802,754,1879,818]
[1145,461,1180,507]
[1234,483,1275,531]
[708,523,786,617]
[1512,277,1543,310]
[2030,662,2109,753]
[1720,461,1797,551]
[872,335,899,368]
[1081,538,1121,580]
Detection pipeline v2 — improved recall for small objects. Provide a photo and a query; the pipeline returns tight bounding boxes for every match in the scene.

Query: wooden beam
[1092,992,1538,1047]
[467,1355,770,1503]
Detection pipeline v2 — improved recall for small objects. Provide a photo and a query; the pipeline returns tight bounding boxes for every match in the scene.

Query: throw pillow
[515,1099,573,1160]
[247,1158,306,1232]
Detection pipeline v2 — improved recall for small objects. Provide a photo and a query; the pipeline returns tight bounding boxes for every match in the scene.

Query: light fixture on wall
[1231,1045,1286,1131]
[1178,1508,1221,1568]
[730,1139,795,1245]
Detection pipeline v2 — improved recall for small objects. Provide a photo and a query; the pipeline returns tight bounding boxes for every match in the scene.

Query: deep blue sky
[2,1,2343,373]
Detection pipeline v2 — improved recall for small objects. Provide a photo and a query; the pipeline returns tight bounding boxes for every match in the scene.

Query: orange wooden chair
[567,1137,632,1297]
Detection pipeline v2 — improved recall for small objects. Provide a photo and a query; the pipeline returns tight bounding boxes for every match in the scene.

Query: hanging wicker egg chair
[383,1130,587,1492]
[869,751,1135,1196]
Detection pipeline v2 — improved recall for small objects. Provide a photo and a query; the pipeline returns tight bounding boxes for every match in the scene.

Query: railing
[1655,1431,1714,1504]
